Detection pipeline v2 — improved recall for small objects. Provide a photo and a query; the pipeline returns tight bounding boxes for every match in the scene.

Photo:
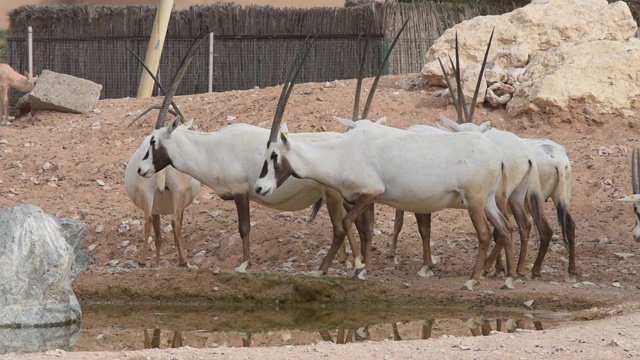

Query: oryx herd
[124,27,582,291]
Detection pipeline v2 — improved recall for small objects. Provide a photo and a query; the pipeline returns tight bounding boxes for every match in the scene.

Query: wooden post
[27,26,33,78]
[208,32,214,93]
[137,0,174,98]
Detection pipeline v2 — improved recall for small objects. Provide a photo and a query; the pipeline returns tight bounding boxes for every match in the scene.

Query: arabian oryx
[135,37,364,274]
[124,33,205,267]
[391,30,576,282]
[619,147,640,241]
[255,113,519,290]
[0,63,37,123]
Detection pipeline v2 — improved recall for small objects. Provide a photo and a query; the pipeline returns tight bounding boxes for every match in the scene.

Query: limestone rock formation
[0,204,92,327]
[420,0,639,115]
[29,70,102,114]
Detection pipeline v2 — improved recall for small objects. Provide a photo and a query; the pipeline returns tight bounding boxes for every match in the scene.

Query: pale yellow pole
[137,0,175,98]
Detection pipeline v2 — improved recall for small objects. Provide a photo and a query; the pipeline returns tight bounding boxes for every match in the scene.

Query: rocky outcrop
[29,70,102,114]
[0,204,92,327]
[421,0,639,116]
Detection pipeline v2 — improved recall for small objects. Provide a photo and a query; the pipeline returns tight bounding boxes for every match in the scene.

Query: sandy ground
[2,73,640,358]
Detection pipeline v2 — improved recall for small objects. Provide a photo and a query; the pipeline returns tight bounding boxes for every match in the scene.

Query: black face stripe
[266,140,271,149]
[142,150,149,160]
[270,151,278,163]
[258,160,268,178]
[275,154,295,187]
[151,142,173,172]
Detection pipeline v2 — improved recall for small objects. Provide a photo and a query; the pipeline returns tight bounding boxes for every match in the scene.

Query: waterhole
[2,304,576,355]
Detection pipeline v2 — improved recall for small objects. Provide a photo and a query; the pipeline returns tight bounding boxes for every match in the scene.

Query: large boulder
[421,0,638,114]
[29,70,102,114]
[0,204,92,327]
[507,38,640,116]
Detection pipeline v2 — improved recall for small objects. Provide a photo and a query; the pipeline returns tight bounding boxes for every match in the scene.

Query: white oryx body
[136,120,358,273]
[255,119,517,291]
[618,148,640,242]
[125,128,201,267]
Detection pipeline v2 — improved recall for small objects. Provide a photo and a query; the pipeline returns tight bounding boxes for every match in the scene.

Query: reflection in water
[0,323,81,355]
[233,317,542,348]
[143,328,184,349]
[63,305,566,354]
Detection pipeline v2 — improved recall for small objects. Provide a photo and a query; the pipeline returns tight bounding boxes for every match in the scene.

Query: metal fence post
[27,26,33,78]
[209,32,214,92]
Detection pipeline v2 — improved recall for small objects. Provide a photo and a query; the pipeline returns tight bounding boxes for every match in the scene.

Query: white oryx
[619,147,640,241]
[255,114,518,290]
[135,37,361,274]
[124,35,204,268]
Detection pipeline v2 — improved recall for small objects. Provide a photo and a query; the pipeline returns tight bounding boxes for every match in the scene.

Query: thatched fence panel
[4,2,525,105]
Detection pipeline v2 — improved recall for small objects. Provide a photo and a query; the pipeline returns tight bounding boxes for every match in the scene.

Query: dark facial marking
[151,141,173,172]
[635,204,640,223]
[258,160,268,178]
[275,154,296,187]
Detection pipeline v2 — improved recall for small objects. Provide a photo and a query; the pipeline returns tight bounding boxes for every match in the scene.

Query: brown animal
[0,63,37,122]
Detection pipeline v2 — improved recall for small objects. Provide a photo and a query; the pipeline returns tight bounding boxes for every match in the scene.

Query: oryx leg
[462,202,494,291]
[356,203,375,277]
[485,196,517,290]
[152,215,162,267]
[0,84,8,122]
[315,195,357,276]
[138,213,154,267]
[172,209,193,268]
[389,209,405,263]
[416,213,435,277]
[331,193,379,280]
[233,193,252,273]
[528,192,553,280]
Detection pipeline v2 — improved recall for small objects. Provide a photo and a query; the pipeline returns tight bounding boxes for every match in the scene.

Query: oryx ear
[279,123,290,147]
[478,121,492,132]
[439,114,462,132]
[435,121,453,132]
[182,118,194,129]
[334,116,357,129]
[619,194,640,202]
[375,116,388,126]
[168,116,181,134]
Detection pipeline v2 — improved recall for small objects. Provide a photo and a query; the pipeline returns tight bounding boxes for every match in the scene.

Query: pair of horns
[438,29,494,124]
[268,36,318,143]
[127,29,209,129]
[352,18,410,122]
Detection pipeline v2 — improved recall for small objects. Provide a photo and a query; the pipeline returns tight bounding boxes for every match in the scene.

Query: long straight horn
[352,32,371,121]
[126,45,185,124]
[467,28,494,123]
[268,36,317,143]
[633,147,639,194]
[361,18,409,120]
[155,30,208,129]
[453,32,470,123]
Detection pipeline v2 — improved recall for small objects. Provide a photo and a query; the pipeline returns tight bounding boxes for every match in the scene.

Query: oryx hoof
[234,261,250,273]
[352,268,367,281]
[565,273,578,284]
[390,255,400,265]
[180,262,197,269]
[343,260,353,270]
[461,279,478,291]
[500,277,515,290]
[417,266,434,278]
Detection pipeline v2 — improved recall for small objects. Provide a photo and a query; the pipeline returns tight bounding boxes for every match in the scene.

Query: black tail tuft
[308,198,325,222]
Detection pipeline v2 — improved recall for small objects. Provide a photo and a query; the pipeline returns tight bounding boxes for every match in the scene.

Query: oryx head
[133,31,207,178]
[619,147,640,242]
[255,37,316,196]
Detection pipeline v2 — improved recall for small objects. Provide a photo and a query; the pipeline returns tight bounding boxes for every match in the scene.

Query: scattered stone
[104,260,119,267]
[614,252,635,260]
[95,224,104,233]
[117,221,130,234]
[524,300,534,308]
[96,179,105,187]
[612,281,621,288]
[226,115,237,121]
